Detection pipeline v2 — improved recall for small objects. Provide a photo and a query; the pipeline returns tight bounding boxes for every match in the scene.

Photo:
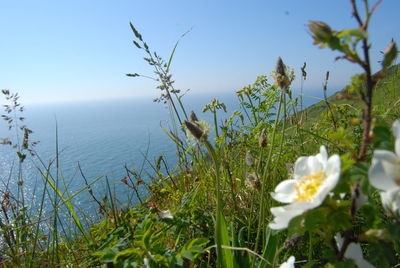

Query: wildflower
[279,256,295,268]
[335,234,374,268]
[271,57,295,92]
[184,120,211,142]
[159,209,173,220]
[369,120,400,191]
[269,146,341,230]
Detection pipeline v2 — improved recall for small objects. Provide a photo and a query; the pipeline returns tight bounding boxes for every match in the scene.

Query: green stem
[204,140,223,268]
[213,109,219,138]
[254,92,284,254]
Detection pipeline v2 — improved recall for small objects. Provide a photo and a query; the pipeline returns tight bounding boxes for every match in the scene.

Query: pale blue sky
[0,0,398,104]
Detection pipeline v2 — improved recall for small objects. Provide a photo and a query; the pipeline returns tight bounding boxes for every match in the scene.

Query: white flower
[369,119,400,217]
[159,209,173,220]
[269,146,341,230]
[380,187,400,217]
[335,234,375,268]
[279,256,295,268]
[369,120,400,191]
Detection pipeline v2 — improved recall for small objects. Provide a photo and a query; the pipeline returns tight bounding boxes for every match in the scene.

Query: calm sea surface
[0,91,324,220]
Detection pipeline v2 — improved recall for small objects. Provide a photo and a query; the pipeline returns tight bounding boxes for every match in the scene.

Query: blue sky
[0,0,398,104]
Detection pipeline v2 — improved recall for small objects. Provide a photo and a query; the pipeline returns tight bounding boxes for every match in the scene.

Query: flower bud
[308,21,332,42]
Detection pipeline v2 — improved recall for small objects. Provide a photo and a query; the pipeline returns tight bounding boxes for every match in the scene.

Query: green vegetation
[1,0,400,267]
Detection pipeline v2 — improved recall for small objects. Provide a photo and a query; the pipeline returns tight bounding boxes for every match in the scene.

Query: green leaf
[217,210,236,268]
[337,29,368,39]
[129,22,143,41]
[259,228,278,268]
[382,41,398,68]
[132,40,142,49]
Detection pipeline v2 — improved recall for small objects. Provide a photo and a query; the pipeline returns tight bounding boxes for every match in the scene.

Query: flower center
[293,171,325,202]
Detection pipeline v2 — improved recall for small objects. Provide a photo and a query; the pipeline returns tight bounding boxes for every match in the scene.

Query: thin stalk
[213,110,219,138]
[254,92,284,254]
[247,94,259,125]
[204,140,223,268]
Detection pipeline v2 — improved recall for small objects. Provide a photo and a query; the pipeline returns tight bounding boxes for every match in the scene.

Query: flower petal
[393,119,400,139]
[381,188,400,216]
[316,145,328,167]
[394,120,400,156]
[345,243,375,268]
[271,179,297,203]
[294,156,323,180]
[369,150,400,190]
[269,202,314,230]
[279,256,295,268]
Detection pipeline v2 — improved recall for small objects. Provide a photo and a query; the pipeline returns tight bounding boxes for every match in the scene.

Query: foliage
[0,0,400,267]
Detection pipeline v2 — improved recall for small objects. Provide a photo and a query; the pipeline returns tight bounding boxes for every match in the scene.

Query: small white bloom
[335,234,375,268]
[269,146,341,230]
[279,256,295,268]
[369,119,400,191]
[159,209,173,220]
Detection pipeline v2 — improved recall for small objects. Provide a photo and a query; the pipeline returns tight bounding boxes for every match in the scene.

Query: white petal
[269,202,314,230]
[316,145,328,167]
[335,235,375,268]
[381,188,400,215]
[325,154,341,178]
[393,120,400,139]
[271,179,297,203]
[293,156,312,179]
[307,155,323,174]
[394,120,400,156]
[345,243,375,268]
[396,138,400,159]
[269,206,301,230]
[279,256,295,268]
[369,150,400,190]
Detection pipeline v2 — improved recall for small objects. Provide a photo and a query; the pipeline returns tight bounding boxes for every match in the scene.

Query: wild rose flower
[269,146,341,230]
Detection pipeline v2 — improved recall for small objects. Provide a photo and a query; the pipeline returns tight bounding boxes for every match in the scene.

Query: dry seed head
[190,110,199,122]
[246,172,260,189]
[272,57,294,91]
[258,128,267,147]
[184,120,210,142]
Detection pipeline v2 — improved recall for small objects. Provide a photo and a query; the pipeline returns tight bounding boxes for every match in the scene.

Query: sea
[0,90,324,223]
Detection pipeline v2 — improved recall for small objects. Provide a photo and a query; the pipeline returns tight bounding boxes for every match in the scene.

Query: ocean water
[0,90,324,220]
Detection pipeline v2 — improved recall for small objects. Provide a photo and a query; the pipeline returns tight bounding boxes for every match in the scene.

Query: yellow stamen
[293,171,325,202]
